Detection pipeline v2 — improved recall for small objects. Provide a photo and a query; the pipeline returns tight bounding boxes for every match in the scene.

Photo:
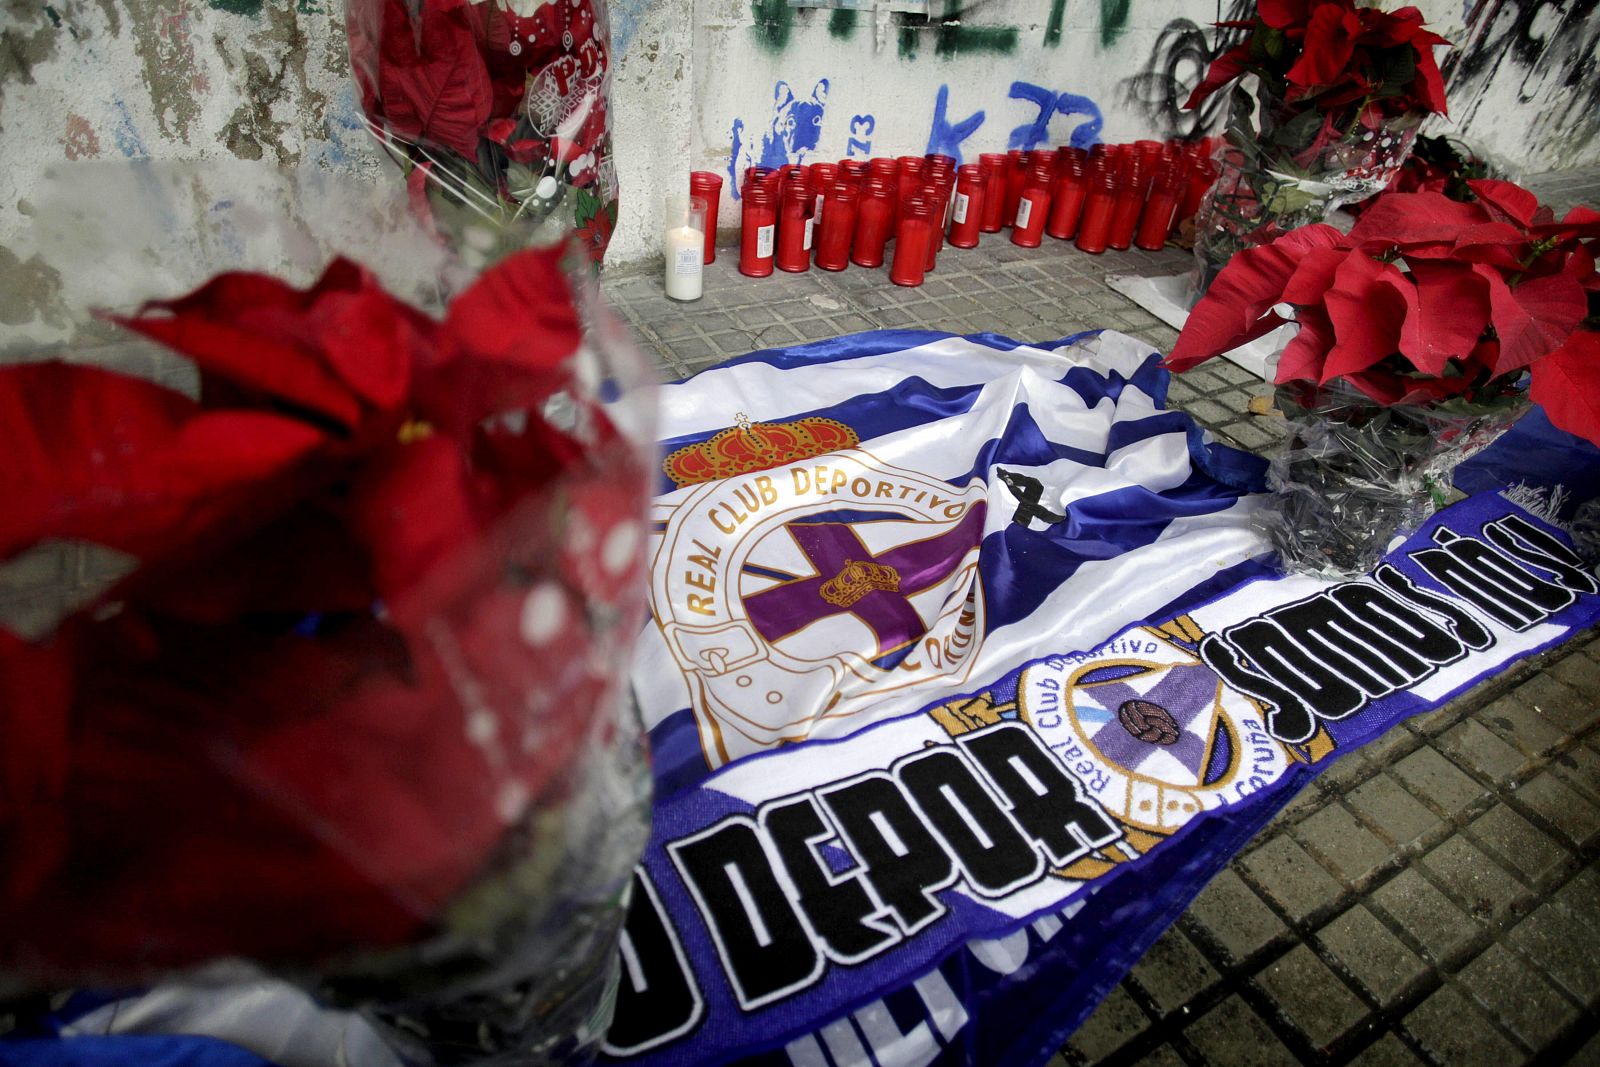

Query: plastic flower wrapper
[1181,0,1450,297]
[347,0,619,270]
[1166,178,1600,577]
[0,163,656,1066]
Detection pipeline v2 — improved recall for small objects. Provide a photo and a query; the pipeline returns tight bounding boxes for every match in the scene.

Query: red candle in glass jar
[852,178,895,268]
[814,183,859,271]
[841,159,869,182]
[809,162,839,222]
[1011,164,1053,248]
[978,153,1008,232]
[891,196,934,287]
[1003,150,1031,228]
[924,152,956,175]
[925,177,953,269]
[1075,169,1117,255]
[895,157,926,228]
[948,164,985,248]
[776,182,813,272]
[1046,157,1088,240]
[739,185,777,276]
[1180,149,1216,223]
[689,171,723,264]
[1135,165,1183,251]
[1106,163,1149,250]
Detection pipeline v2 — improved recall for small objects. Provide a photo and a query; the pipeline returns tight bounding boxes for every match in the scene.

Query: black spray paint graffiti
[1442,0,1600,159]
[1119,1,1251,140]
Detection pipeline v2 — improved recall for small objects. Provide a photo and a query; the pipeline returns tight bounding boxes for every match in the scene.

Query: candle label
[952,192,969,224]
[756,224,775,259]
[1015,197,1032,229]
[675,246,701,276]
[803,217,815,251]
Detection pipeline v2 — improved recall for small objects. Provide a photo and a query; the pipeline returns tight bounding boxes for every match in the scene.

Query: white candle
[665,223,704,301]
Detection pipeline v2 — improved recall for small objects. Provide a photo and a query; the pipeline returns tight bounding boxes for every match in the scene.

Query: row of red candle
[735,140,1219,284]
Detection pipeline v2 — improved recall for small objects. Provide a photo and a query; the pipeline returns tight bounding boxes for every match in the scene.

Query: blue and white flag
[605,330,1600,1067]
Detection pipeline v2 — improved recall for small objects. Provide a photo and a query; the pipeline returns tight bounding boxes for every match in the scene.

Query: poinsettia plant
[1166,179,1600,442]
[0,246,651,979]
[348,0,619,267]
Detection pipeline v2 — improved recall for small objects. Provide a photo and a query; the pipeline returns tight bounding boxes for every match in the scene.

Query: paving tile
[1348,773,1446,849]
[1517,673,1597,734]
[1547,647,1600,694]
[1402,986,1524,1067]
[1437,718,1531,784]
[1185,869,1289,965]
[1061,984,1151,1064]
[1183,995,1301,1067]
[1239,835,1347,925]
[1549,743,1600,806]
[1514,771,1600,848]
[1459,943,1580,1052]
[1550,866,1600,934]
[1295,803,1396,888]
[1468,805,1572,887]
[1316,905,1430,1008]
[1508,901,1600,1004]
[1403,700,1471,737]
[1369,868,1482,966]
[1128,926,1219,1018]
[1478,694,1569,760]
[1346,1032,1428,1066]
[1391,746,1489,819]
[1253,944,1369,1050]
[1420,835,1534,927]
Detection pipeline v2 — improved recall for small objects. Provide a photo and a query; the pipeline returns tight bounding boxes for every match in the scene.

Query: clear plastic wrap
[346,0,619,269]
[1191,96,1421,298]
[1264,381,1527,579]
[0,163,655,1066]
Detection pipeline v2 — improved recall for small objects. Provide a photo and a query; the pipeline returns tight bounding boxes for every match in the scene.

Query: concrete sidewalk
[599,171,1600,1067]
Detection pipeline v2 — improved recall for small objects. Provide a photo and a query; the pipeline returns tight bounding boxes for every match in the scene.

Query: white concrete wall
[1,0,1596,327]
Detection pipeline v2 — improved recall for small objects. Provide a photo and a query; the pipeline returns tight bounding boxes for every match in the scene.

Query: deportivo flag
[6,330,1599,1067]
[605,330,1600,1067]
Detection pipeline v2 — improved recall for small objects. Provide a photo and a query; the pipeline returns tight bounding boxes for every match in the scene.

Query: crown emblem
[663,414,859,488]
[819,558,901,608]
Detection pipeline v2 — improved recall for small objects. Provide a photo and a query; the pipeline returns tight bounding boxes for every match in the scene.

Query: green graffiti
[1099,0,1130,48]
[1045,0,1065,46]
[828,7,857,39]
[898,24,918,59]
[750,0,793,53]
[934,23,1018,57]
[207,0,264,14]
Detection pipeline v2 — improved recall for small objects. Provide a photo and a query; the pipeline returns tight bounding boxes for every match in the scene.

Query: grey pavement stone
[1459,943,1580,1052]
[1186,869,1290,965]
[1550,744,1600,806]
[1507,901,1600,1005]
[1391,746,1490,820]
[1369,868,1482,966]
[1346,1032,1428,1067]
[1184,995,1300,1067]
[1296,804,1396,888]
[1468,805,1571,887]
[1516,673,1597,735]
[1316,905,1430,1008]
[1478,693,1569,761]
[1254,943,1369,1051]
[1348,773,1446,849]
[1240,835,1347,925]
[1514,771,1600,848]
[1551,867,1600,933]
[1419,835,1532,927]
[1402,987,1524,1067]
[1129,927,1219,1018]
[1060,984,1150,1064]
[1437,718,1532,784]
[1548,647,1600,693]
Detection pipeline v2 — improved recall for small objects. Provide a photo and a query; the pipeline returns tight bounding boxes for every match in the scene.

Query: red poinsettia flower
[0,247,647,977]
[1167,180,1600,442]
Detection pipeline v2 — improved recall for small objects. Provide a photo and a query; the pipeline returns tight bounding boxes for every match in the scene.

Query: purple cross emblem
[1077,664,1222,780]
[743,505,987,657]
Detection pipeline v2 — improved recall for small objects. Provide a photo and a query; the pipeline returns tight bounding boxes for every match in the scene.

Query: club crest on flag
[1016,624,1293,836]
[652,441,988,768]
